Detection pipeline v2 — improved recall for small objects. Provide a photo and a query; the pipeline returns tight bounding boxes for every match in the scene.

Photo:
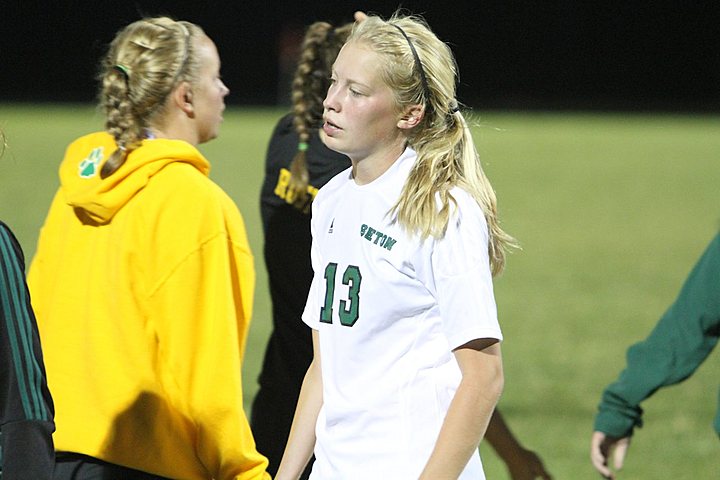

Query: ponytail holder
[113,64,130,81]
[298,142,309,152]
[449,100,460,114]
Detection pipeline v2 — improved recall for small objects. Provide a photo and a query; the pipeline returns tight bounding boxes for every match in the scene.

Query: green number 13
[320,263,362,327]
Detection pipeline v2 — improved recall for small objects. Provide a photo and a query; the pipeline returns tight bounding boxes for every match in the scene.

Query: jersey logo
[360,224,397,251]
[78,147,104,178]
[328,219,334,234]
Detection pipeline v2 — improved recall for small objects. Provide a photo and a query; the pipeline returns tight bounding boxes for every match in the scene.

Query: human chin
[320,128,345,155]
[199,125,219,144]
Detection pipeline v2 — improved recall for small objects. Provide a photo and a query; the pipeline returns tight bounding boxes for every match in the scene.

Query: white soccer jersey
[303,147,502,480]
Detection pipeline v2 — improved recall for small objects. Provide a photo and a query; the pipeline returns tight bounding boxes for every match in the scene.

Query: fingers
[612,436,630,470]
[354,11,368,23]
[590,431,615,479]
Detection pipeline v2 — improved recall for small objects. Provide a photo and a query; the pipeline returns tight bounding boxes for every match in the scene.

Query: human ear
[397,104,424,129]
[173,81,195,116]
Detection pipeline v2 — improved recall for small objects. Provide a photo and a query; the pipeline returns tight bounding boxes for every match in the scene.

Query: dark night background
[2,1,718,111]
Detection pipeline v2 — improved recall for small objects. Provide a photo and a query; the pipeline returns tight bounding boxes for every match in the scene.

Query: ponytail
[286,21,353,211]
[98,18,200,178]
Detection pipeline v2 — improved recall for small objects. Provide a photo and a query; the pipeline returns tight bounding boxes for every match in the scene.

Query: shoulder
[166,162,233,206]
[0,221,24,270]
[265,113,299,169]
[64,131,115,154]
[0,220,20,251]
[314,167,353,203]
[0,220,11,236]
[447,187,488,232]
[136,162,240,231]
[135,166,249,267]
[267,113,297,149]
[431,188,490,276]
[272,113,296,136]
[61,132,115,167]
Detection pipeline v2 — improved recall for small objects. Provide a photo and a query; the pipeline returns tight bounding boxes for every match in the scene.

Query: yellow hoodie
[28,132,269,480]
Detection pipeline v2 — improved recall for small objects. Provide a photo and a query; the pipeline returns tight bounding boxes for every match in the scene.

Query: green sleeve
[594,232,720,437]
[0,222,55,477]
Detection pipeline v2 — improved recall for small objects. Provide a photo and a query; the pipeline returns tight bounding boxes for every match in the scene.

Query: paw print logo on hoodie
[78,147,104,178]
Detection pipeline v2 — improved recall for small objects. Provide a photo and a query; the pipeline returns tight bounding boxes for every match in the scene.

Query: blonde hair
[286,21,353,209]
[98,17,205,178]
[348,13,516,276]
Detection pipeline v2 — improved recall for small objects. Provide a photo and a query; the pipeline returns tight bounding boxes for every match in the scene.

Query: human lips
[322,117,342,136]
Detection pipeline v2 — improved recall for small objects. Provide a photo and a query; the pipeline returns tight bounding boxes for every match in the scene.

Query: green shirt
[594,232,720,438]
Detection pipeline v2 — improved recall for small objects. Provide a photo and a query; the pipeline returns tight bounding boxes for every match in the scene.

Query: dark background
[2,1,718,111]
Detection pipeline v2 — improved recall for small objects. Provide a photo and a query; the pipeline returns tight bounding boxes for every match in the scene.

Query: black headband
[392,24,431,105]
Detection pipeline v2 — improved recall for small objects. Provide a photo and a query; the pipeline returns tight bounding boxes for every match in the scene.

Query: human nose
[323,84,340,112]
[221,80,229,97]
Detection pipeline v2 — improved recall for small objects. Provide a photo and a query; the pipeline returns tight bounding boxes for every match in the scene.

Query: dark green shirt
[0,221,55,478]
[594,232,720,438]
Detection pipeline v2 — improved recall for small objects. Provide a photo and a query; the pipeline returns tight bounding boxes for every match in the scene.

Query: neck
[148,108,199,146]
[351,140,407,185]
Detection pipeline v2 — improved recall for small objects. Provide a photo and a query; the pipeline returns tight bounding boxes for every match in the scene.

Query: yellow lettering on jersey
[273,168,321,212]
[274,168,291,199]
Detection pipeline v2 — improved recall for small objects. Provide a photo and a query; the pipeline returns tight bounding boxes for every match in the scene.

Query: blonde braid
[98,18,201,178]
[286,21,353,210]
[101,66,142,177]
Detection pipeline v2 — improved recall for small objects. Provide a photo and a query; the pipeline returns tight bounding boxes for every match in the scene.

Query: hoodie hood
[59,132,211,223]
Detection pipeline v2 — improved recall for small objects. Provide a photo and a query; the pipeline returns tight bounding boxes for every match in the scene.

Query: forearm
[420,342,503,480]
[485,409,524,462]
[595,303,720,436]
[596,236,720,437]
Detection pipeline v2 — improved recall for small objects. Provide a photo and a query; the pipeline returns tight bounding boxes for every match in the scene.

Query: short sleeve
[431,191,502,349]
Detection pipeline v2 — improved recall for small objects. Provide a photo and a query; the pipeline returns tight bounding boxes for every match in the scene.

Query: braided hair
[286,21,353,209]
[98,17,204,178]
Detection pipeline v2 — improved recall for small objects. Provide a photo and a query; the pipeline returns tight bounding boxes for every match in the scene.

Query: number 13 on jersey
[320,262,362,327]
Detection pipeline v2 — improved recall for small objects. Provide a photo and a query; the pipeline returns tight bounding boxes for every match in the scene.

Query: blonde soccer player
[276,12,515,480]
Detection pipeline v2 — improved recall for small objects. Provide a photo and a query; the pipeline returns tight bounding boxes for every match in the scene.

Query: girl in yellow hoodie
[28,17,269,480]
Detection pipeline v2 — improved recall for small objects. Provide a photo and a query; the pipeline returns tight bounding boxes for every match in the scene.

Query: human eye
[326,77,338,94]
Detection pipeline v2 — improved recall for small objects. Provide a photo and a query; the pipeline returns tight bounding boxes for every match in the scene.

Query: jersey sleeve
[0,222,55,478]
[594,232,720,438]
[430,191,502,350]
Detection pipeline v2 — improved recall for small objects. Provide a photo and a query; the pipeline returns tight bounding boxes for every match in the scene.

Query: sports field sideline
[2,104,719,478]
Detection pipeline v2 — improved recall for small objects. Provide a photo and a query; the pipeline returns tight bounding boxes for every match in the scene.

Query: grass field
[2,104,719,478]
